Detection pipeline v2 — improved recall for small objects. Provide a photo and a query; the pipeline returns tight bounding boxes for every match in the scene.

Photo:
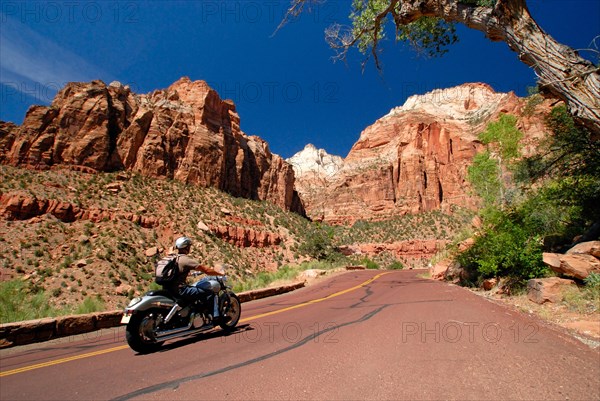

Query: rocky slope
[290,83,552,224]
[0,78,303,214]
[0,165,313,311]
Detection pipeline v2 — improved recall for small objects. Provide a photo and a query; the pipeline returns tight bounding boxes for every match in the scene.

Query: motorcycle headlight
[127,297,142,307]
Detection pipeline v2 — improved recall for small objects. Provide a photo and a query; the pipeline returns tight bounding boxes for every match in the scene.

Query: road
[1,270,599,400]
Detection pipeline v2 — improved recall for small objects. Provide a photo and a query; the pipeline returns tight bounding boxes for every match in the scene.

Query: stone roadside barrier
[0,281,306,349]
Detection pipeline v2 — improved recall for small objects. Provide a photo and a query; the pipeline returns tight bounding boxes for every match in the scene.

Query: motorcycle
[121,271,241,353]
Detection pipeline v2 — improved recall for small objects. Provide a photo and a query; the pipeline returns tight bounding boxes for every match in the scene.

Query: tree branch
[283,0,600,134]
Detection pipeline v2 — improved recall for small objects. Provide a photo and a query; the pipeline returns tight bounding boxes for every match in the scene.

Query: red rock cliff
[0,78,303,213]
[291,83,552,224]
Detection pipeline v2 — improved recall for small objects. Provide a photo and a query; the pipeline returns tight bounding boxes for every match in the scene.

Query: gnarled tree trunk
[395,0,600,134]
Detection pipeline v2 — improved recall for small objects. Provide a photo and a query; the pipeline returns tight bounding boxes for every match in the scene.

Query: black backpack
[155,255,180,285]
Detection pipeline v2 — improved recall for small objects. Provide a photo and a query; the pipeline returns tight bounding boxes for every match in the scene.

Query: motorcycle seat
[147,289,187,305]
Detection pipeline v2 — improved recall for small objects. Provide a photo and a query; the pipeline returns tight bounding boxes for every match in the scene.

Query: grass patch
[0,280,111,323]
[232,260,345,293]
[562,286,600,314]
[74,296,106,315]
[0,280,58,323]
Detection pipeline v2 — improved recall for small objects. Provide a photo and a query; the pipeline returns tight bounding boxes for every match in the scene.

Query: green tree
[520,106,600,182]
[516,105,600,240]
[479,114,523,162]
[460,105,599,283]
[467,114,523,208]
[298,224,341,261]
[467,151,501,207]
[284,0,600,134]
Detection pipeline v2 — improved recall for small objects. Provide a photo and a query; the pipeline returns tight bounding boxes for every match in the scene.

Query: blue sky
[1,1,599,159]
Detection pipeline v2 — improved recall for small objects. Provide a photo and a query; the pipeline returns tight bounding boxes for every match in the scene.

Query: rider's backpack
[155,255,180,285]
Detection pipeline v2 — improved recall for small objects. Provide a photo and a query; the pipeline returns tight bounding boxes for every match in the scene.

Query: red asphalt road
[1,270,599,401]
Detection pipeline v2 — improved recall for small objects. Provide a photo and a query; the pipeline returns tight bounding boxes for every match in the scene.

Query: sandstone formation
[339,239,446,268]
[289,83,553,224]
[566,241,600,258]
[429,259,469,284]
[208,224,281,248]
[527,277,577,304]
[0,192,159,227]
[543,251,600,280]
[0,78,303,213]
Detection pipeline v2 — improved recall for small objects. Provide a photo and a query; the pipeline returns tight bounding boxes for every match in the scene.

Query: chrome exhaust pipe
[155,326,211,342]
[163,304,182,324]
[155,321,194,339]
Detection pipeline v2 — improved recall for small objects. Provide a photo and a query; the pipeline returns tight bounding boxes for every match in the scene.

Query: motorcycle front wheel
[219,293,241,332]
[125,309,165,354]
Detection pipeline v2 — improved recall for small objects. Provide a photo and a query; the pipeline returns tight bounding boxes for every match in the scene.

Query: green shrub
[298,224,342,261]
[360,257,380,270]
[457,209,548,281]
[387,260,404,270]
[584,272,600,289]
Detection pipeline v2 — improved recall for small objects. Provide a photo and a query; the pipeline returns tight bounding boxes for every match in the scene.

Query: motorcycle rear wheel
[219,293,241,332]
[125,309,165,354]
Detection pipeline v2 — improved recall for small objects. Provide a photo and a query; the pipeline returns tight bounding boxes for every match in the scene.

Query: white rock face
[384,83,511,123]
[286,144,344,180]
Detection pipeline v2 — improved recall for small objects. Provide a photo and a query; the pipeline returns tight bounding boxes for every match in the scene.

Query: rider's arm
[194,264,224,276]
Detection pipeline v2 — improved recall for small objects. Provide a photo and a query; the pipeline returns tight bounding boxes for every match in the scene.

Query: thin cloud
[0,13,112,102]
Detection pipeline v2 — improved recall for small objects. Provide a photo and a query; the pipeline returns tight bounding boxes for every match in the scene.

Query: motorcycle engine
[191,313,204,328]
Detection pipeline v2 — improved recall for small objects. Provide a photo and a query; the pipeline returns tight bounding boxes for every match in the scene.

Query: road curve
[1,270,598,400]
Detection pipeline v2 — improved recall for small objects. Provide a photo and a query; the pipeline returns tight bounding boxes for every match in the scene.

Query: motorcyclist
[166,236,225,318]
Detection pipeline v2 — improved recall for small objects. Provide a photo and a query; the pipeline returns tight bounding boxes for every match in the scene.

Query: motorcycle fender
[121,295,175,324]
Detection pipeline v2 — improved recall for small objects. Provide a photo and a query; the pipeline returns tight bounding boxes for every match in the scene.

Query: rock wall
[0,78,303,214]
[340,239,447,268]
[0,192,159,228]
[291,83,552,224]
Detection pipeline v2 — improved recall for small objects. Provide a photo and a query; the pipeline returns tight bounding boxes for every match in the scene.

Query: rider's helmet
[175,236,192,249]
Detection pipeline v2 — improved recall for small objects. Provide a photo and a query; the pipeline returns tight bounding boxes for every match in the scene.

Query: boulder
[105,182,121,192]
[298,269,327,280]
[482,278,498,291]
[542,253,562,270]
[444,261,469,284]
[197,220,210,232]
[145,247,159,257]
[430,259,452,280]
[458,238,475,252]
[543,252,600,280]
[115,284,133,296]
[74,259,88,268]
[566,241,600,259]
[527,277,577,304]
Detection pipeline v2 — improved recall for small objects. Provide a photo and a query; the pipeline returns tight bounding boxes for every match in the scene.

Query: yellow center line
[0,345,130,378]
[239,271,390,323]
[1,271,391,378]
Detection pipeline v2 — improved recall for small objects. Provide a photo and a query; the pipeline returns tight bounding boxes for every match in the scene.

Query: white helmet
[175,236,192,249]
